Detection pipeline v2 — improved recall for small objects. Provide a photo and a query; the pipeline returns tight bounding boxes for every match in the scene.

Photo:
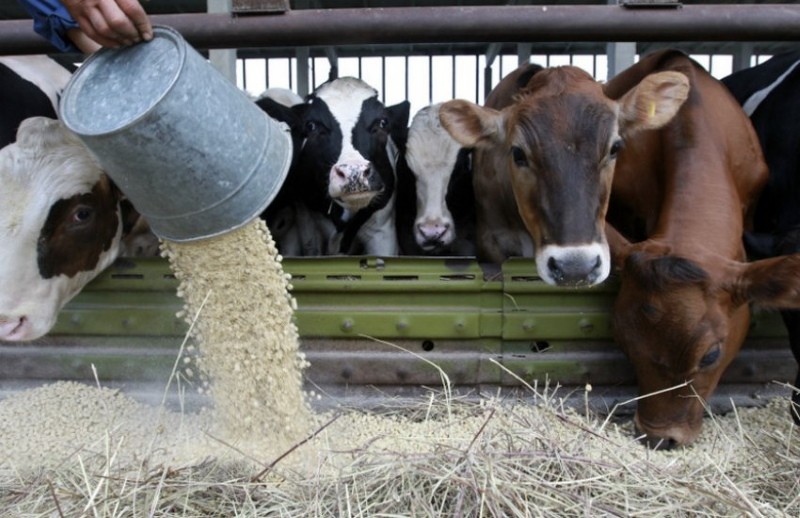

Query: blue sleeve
[16,0,82,53]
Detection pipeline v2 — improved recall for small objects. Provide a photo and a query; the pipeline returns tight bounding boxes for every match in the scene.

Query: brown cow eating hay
[605,50,800,449]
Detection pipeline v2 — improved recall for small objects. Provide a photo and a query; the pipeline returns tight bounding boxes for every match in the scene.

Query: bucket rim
[59,25,187,138]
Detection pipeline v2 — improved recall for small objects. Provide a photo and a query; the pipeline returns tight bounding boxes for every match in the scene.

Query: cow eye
[609,139,623,159]
[72,205,94,224]
[699,344,722,369]
[305,120,318,134]
[372,117,389,133]
[511,146,528,167]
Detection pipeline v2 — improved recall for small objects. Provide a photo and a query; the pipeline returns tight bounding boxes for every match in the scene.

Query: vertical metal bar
[311,55,316,91]
[428,54,433,105]
[288,57,293,90]
[382,55,386,102]
[475,53,480,104]
[404,54,409,103]
[450,55,455,100]
[484,65,492,103]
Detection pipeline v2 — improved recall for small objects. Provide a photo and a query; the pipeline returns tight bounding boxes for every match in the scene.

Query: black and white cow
[0,56,157,341]
[254,88,336,256]
[722,50,800,424]
[257,77,410,256]
[0,117,142,341]
[395,103,476,256]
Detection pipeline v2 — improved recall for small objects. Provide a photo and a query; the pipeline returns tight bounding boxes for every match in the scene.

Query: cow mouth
[0,316,28,341]
[337,191,378,210]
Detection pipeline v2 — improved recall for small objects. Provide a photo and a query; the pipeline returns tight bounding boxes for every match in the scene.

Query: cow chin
[333,191,378,212]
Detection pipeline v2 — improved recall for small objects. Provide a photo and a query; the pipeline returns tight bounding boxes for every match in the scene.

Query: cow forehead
[509,91,617,150]
[0,134,104,235]
[406,103,463,176]
[313,77,379,126]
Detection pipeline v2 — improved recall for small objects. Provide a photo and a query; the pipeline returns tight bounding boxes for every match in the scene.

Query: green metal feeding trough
[0,255,785,412]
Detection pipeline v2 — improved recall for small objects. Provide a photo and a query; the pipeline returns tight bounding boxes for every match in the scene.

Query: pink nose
[334,163,371,181]
[417,222,450,243]
[0,316,28,341]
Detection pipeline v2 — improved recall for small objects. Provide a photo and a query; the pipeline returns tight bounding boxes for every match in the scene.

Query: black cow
[722,50,800,424]
[257,77,410,256]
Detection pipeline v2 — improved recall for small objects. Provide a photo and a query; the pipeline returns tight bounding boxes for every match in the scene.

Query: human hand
[62,0,152,49]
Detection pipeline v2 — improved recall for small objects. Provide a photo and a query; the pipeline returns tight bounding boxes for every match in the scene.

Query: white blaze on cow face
[313,78,384,213]
[406,103,462,251]
[0,118,123,341]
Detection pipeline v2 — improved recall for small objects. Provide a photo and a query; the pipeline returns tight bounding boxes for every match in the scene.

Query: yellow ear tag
[648,101,657,118]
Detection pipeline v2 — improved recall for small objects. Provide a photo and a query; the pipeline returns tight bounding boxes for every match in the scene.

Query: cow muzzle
[0,315,33,342]
[633,412,701,450]
[329,162,382,211]
[415,218,454,250]
[536,243,610,287]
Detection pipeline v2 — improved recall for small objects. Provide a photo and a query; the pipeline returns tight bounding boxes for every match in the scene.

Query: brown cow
[439,62,688,286]
[605,49,800,448]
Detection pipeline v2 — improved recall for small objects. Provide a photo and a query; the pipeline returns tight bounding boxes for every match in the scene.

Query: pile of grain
[0,383,797,516]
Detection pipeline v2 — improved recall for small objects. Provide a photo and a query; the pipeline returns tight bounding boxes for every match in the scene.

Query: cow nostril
[547,256,562,276]
[639,434,679,450]
[593,255,602,269]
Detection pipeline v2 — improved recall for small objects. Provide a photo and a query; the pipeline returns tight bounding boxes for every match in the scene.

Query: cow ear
[438,100,504,149]
[727,254,800,308]
[255,96,298,127]
[387,100,411,151]
[618,71,690,137]
[15,117,80,151]
[387,100,411,129]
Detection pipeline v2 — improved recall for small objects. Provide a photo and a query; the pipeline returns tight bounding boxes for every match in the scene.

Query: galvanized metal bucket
[59,25,292,242]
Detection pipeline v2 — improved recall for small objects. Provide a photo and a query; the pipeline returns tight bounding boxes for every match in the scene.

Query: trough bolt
[454,318,466,333]
[522,319,536,332]
[396,319,409,331]
[341,318,354,332]
[579,318,594,333]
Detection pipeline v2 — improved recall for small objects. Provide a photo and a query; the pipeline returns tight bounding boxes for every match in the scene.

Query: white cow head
[0,117,124,341]
[405,103,466,252]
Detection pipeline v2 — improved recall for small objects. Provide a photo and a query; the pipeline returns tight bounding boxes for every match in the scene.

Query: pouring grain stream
[161,218,314,447]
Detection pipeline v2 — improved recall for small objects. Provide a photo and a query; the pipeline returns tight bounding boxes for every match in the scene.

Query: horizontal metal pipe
[2,5,800,55]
